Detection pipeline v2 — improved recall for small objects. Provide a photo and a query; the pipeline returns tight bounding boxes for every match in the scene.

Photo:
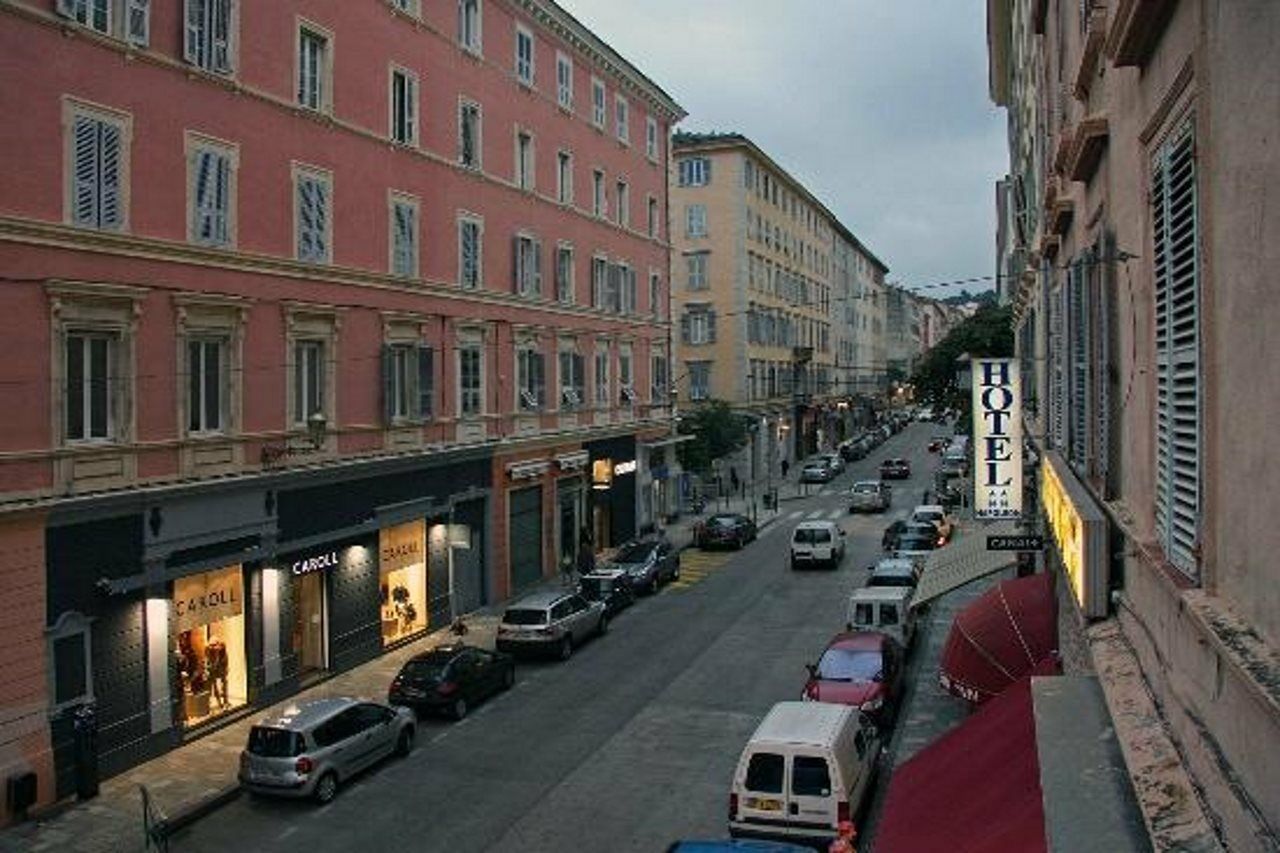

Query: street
[173,424,941,852]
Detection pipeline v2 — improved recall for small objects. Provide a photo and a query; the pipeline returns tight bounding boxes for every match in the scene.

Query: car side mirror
[805,663,817,678]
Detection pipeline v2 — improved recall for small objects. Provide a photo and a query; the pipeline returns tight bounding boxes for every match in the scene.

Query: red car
[802,631,905,727]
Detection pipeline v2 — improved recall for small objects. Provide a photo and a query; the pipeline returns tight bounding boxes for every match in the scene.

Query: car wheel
[451,697,468,721]
[502,665,516,690]
[396,727,415,757]
[598,613,609,636]
[558,636,573,661]
[672,561,681,580]
[313,771,338,805]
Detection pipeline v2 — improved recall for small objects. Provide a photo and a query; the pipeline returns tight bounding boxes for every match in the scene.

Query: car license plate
[747,797,782,811]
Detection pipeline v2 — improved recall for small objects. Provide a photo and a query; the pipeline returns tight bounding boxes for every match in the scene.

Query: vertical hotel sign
[972,358,1022,518]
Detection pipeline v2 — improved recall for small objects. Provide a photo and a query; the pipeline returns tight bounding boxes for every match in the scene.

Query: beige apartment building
[669,133,888,478]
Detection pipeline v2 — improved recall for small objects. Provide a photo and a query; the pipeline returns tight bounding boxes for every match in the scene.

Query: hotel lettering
[972,358,1022,519]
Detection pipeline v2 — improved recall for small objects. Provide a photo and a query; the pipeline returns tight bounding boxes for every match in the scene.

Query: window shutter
[212,153,229,243]
[72,117,99,227]
[533,239,543,296]
[381,345,395,424]
[212,0,231,72]
[194,149,215,241]
[57,0,78,19]
[534,352,546,407]
[405,77,416,142]
[127,0,150,47]
[1069,261,1089,468]
[707,310,717,343]
[417,345,434,418]
[184,0,202,64]
[98,121,121,229]
[313,181,328,259]
[512,236,523,293]
[680,313,691,345]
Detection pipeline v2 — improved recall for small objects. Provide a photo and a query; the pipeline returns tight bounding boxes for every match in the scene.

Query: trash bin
[73,703,99,801]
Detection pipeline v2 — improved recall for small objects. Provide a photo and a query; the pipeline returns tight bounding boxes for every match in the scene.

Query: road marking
[277,826,299,841]
[431,730,450,743]
[827,509,843,520]
[786,510,804,521]
[805,510,823,519]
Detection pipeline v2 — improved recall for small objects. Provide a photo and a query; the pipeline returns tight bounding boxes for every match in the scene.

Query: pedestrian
[781,459,790,479]
[730,467,740,495]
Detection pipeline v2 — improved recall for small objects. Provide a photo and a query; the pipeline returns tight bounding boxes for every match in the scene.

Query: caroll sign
[971,358,1022,519]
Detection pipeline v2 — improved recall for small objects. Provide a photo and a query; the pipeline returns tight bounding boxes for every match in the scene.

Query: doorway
[293,571,327,680]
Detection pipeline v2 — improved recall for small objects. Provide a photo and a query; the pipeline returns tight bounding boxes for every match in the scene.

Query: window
[458,342,483,416]
[745,753,784,794]
[556,52,573,109]
[615,180,629,227]
[67,103,129,232]
[390,67,417,146]
[187,338,226,433]
[48,612,94,712]
[559,349,584,409]
[555,244,574,304]
[458,0,481,53]
[650,353,668,402]
[556,150,573,204]
[390,194,418,278]
[592,169,606,217]
[515,130,534,190]
[514,234,542,297]
[591,77,606,129]
[617,263,636,314]
[390,0,419,15]
[614,95,629,144]
[458,214,483,289]
[514,25,533,86]
[459,100,481,168]
[685,204,707,237]
[681,308,716,346]
[677,157,711,187]
[182,1,235,71]
[618,349,633,404]
[517,345,546,411]
[594,348,610,405]
[59,0,151,47]
[792,756,832,797]
[297,25,330,113]
[685,252,708,290]
[647,196,658,238]
[187,136,234,247]
[293,340,325,426]
[294,166,331,264]
[649,271,663,320]
[691,358,711,399]
[645,116,658,161]
[65,332,117,441]
[591,256,608,309]
[1152,121,1200,576]
[382,343,433,423]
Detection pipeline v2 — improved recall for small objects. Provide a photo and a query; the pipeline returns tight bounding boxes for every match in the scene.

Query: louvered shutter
[212,0,231,71]
[680,313,691,345]
[298,180,314,259]
[184,0,203,64]
[72,116,99,227]
[534,352,546,408]
[707,311,717,344]
[1069,260,1089,468]
[97,121,121,229]
[533,239,543,296]
[313,180,328,260]
[381,345,396,424]
[417,345,434,418]
[127,0,150,47]
[1153,124,1200,575]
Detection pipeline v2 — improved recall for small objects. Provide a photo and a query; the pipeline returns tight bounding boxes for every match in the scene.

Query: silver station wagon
[239,697,416,803]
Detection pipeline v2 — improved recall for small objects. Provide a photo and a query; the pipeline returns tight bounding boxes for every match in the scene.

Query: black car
[694,513,758,549]
[839,440,866,462]
[579,568,635,617]
[388,644,515,720]
[882,519,908,552]
[879,458,911,479]
[608,535,680,594]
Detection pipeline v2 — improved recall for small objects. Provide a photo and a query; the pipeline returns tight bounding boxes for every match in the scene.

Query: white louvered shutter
[72,116,99,227]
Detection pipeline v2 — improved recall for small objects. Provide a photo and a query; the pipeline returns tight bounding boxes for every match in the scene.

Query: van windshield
[794,528,832,544]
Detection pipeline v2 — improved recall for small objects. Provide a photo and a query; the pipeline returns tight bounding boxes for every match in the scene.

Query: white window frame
[618,345,634,405]
[186,335,229,435]
[555,242,575,305]
[645,115,658,162]
[686,251,708,290]
[458,0,482,54]
[47,611,95,714]
[182,0,234,73]
[591,77,606,129]
[650,351,668,403]
[678,156,711,187]
[686,203,707,238]
[296,20,333,114]
[515,128,534,191]
[646,195,658,239]
[649,269,663,320]
[389,65,418,146]
[457,330,486,418]
[591,254,609,310]
[514,232,542,297]
[292,163,333,264]
[516,340,546,411]
[64,98,132,232]
[59,0,152,48]
[556,51,573,110]
[293,338,326,427]
[616,179,630,227]
[63,331,119,443]
[185,131,237,248]
[458,97,482,169]
[614,94,629,144]
[688,362,711,401]
[389,191,419,279]
[458,212,484,289]
[687,309,712,345]
[556,149,573,205]
[558,343,584,410]
[594,344,611,407]
[514,23,534,86]
[592,169,606,218]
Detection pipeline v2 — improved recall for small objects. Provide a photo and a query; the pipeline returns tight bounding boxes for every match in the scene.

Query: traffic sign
[987,534,1044,551]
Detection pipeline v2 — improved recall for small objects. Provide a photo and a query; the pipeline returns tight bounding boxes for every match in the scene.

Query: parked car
[917,406,935,422]
[579,567,635,617]
[866,557,922,590]
[666,841,814,852]
[799,460,836,484]
[803,631,906,727]
[927,436,950,453]
[239,697,415,804]
[819,452,845,474]
[878,458,911,480]
[607,535,681,593]
[838,440,867,462]
[881,519,908,552]
[695,513,758,550]
[790,521,846,570]
[496,590,608,660]
[728,701,881,847]
[388,644,515,720]
[893,532,938,567]
[846,585,918,650]
[911,504,955,543]
[848,480,891,513]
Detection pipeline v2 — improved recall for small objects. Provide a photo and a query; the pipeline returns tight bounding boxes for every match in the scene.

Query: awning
[639,434,695,449]
[939,572,1060,705]
[911,520,1020,608]
[876,676,1047,853]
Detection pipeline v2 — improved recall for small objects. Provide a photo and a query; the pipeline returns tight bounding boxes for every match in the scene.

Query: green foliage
[910,303,1015,415]
[676,399,750,474]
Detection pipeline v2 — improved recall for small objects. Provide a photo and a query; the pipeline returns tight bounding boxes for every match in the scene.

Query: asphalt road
[175,423,943,853]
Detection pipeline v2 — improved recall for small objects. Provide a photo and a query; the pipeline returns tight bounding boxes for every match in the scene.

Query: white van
[728,701,881,846]
[790,521,846,570]
[846,586,917,650]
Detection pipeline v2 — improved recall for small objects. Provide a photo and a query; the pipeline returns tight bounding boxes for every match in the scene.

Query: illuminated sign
[291,551,338,576]
[173,565,243,632]
[613,459,637,476]
[1040,451,1109,619]
[971,358,1022,518]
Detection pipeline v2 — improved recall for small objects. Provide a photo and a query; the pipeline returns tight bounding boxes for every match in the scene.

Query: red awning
[939,572,1060,704]
[875,676,1047,853]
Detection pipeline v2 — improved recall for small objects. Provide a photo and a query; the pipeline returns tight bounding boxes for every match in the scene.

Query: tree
[910,303,1014,419]
[676,399,749,474]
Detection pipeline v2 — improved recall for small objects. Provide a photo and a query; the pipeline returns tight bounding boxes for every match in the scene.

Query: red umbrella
[939,572,1060,704]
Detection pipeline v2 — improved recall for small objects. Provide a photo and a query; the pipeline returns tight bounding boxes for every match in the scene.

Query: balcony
[1068,115,1110,184]
[1073,9,1109,99]
[1050,198,1075,236]
[1105,0,1176,68]
[1053,130,1074,178]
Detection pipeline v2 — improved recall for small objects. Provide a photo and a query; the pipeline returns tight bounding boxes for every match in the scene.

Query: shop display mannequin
[206,637,229,709]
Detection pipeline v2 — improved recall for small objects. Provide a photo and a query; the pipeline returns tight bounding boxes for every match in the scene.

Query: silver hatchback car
[239,697,415,803]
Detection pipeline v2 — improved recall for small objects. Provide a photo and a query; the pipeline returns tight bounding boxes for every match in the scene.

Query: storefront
[506,460,547,591]
[554,451,589,575]
[587,435,637,549]
[378,520,428,646]
[275,537,380,680]
[172,564,247,727]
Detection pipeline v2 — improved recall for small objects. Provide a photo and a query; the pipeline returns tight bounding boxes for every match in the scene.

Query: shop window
[173,565,246,726]
[48,611,94,712]
[380,520,428,645]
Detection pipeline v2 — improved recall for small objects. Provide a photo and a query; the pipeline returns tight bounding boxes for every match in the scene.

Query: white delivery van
[790,521,846,570]
[846,586,917,650]
[728,701,881,846]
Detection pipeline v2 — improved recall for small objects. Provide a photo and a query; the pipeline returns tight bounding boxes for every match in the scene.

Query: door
[509,487,544,590]
[739,751,788,825]
[351,704,396,770]
[557,486,579,576]
[294,571,327,677]
[789,753,837,831]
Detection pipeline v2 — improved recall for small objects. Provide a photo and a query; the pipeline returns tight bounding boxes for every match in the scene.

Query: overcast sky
[557,0,1009,298]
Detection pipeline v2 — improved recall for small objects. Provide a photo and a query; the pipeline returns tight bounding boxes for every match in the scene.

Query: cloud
[557,0,1008,295]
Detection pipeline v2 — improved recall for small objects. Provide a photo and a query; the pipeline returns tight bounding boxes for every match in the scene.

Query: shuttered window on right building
[1151,120,1201,579]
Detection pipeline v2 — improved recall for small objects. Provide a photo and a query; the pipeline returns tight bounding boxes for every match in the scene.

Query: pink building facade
[0,0,683,821]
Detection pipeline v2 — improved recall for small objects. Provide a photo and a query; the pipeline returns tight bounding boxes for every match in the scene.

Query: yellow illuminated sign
[1040,459,1085,608]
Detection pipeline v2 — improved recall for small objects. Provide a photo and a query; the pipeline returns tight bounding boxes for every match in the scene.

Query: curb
[152,783,242,841]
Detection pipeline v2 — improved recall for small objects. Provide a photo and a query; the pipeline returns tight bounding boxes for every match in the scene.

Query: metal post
[447,506,457,625]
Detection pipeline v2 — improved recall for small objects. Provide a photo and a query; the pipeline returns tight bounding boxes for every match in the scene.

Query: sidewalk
[659,474,790,552]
